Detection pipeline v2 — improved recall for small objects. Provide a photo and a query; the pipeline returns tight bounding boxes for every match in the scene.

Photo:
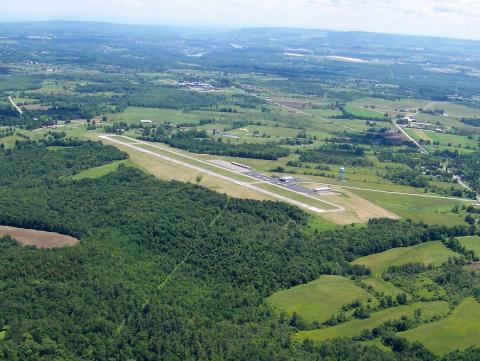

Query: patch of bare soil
[0,226,80,248]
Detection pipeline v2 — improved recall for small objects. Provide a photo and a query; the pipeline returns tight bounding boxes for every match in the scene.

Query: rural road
[100,135,346,214]
[394,122,429,154]
[8,96,23,115]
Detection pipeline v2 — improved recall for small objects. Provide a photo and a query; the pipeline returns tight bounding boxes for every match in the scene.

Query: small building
[279,176,296,182]
[140,119,153,124]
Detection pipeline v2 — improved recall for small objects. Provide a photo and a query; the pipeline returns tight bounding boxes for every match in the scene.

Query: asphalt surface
[244,171,316,195]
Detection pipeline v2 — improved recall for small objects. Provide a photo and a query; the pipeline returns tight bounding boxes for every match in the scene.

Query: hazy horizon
[1,0,480,41]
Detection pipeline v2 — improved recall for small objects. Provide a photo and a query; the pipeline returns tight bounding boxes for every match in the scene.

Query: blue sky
[2,0,480,40]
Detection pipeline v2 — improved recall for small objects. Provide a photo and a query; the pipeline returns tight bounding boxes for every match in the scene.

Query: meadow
[267,275,376,323]
[352,241,459,275]
[400,298,480,355]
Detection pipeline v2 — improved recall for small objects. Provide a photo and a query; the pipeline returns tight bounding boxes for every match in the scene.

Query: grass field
[352,241,459,275]
[105,107,202,124]
[344,104,387,119]
[400,298,480,355]
[350,189,471,226]
[457,236,480,257]
[0,226,80,248]
[296,301,450,342]
[72,160,132,180]
[267,275,376,324]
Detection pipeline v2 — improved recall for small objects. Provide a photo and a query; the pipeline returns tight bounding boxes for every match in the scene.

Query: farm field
[400,298,480,355]
[267,275,376,324]
[352,241,459,275]
[0,225,80,248]
[296,301,450,342]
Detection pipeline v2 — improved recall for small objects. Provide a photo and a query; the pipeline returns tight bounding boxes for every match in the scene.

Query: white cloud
[1,0,480,40]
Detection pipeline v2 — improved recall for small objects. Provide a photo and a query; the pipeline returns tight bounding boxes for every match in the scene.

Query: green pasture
[400,298,480,355]
[267,275,376,324]
[352,241,459,275]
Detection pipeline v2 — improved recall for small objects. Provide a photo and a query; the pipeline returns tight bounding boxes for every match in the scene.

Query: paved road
[100,135,346,213]
[394,122,429,154]
[8,96,22,115]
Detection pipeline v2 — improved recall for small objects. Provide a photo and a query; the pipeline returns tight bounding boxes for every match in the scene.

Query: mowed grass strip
[352,241,459,275]
[399,298,480,355]
[296,301,449,342]
[72,160,131,180]
[267,275,375,324]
